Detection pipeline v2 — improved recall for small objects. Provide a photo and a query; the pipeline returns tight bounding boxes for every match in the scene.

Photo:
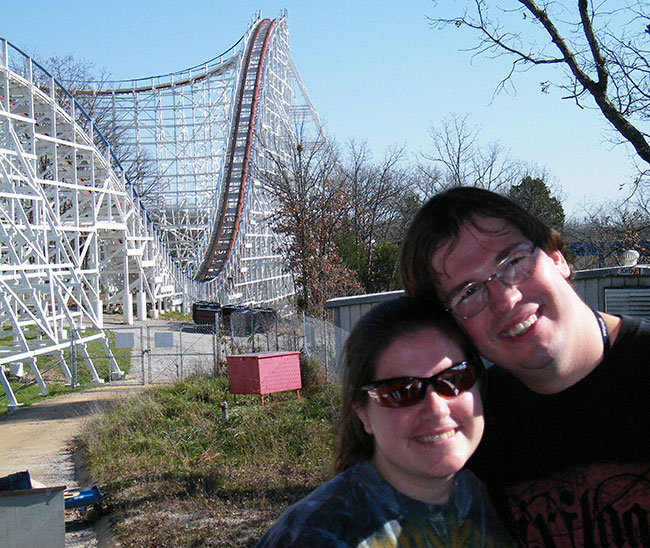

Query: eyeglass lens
[450,245,536,318]
[364,361,479,408]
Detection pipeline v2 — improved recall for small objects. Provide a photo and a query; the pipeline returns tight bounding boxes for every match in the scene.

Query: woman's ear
[352,401,373,435]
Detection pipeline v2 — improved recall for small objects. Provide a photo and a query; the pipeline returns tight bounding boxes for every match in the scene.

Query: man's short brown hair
[400,187,564,306]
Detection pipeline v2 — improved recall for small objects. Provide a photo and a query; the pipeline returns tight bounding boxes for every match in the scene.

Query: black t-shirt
[469,315,650,548]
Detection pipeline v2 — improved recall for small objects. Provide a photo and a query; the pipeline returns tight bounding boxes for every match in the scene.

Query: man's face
[431,216,573,384]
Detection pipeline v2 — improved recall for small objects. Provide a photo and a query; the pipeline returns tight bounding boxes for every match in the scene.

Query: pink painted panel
[227,351,302,395]
[227,355,262,394]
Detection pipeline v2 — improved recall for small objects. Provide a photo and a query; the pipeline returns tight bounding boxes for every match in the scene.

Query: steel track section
[194,18,275,281]
[88,13,304,307]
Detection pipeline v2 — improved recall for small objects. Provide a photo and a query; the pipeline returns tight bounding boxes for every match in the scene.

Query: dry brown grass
[79,376,338,547]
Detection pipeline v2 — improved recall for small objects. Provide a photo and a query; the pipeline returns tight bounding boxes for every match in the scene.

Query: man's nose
[486,276,522,313]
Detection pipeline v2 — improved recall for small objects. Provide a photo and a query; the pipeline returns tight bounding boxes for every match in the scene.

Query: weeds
[80,375,340,547]
[160,310,193,322]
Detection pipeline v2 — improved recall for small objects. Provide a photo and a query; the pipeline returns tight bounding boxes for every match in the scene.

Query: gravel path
[0,315,208,546]
[0,384,151,547]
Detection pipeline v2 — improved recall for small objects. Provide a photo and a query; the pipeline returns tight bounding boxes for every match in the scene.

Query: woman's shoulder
[254,461,402,547]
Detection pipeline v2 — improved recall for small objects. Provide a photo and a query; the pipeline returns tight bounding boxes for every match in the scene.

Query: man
[400,186,650,548]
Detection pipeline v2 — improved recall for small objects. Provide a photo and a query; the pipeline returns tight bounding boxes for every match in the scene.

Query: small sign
[114,332,135,349]
[154,332,174,348]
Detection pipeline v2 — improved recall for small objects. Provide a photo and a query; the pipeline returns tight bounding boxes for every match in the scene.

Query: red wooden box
[227,351,302,404]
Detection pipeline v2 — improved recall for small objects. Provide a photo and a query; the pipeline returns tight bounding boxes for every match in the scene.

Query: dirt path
[0,384,151,547]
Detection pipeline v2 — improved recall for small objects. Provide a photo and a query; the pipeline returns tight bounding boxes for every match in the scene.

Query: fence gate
[103,325,147,385]
[145,323,220,384]
[177,324,222,380]
[103,315,347,386]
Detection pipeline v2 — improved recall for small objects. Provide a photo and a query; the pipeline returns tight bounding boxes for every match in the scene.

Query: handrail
[78,12,260,92]
[0,37,190,280]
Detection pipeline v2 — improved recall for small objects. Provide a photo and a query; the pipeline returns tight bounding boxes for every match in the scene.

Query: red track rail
[195,18,275,281]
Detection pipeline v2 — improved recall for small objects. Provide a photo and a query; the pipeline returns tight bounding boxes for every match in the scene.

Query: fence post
[218,311,222,376]
[250,313,255,352]
[301,313,308,357]
[179,326,184,380]
[212,311,220,377]
[70,338,76,388]
[147,325,152,383]
[140,324,146,385]
[324,321,329,381]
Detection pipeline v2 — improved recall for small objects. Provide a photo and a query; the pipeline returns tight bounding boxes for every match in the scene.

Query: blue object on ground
[64,485,103,509]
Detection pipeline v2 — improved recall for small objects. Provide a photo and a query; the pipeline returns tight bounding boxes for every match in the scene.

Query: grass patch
[160,310,193,322]
[80,375,340,547]
[0,381,87,413]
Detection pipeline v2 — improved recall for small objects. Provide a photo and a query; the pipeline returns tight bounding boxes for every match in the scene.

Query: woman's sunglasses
[359,360,480,408]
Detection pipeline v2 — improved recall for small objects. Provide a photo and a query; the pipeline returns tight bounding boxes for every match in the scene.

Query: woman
[255,296,517,547]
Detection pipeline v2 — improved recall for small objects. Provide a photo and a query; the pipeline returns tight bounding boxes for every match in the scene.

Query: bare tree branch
[429,0,650,168]
[422,113,525,191]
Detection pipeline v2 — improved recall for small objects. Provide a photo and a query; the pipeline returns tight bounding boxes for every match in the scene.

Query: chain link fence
[1,313,350,408]
[98,312,350,386]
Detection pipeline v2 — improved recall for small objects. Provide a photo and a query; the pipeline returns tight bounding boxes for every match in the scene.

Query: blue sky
[5,1,639,216]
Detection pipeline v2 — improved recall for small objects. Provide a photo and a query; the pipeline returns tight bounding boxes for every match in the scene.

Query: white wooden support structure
[0,11,327,407]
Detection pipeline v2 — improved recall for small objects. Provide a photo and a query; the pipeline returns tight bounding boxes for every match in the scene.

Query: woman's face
[354,327,484,503]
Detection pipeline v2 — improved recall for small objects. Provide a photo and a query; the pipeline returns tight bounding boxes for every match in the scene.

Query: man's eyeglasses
[360,360,480,408]
[446,245,538,319]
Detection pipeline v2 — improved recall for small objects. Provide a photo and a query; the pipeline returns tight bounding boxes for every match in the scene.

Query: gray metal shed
[573,264,650,317]
[325,290,404,334]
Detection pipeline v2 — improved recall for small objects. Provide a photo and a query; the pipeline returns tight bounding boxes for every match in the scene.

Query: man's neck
[523,307,621,395]
[600,311,622,346]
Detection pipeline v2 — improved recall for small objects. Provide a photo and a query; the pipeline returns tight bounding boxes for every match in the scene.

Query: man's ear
[352,401,373,435]
[549,249,571,279]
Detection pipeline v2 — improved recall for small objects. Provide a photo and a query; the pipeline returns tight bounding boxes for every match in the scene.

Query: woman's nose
[422,385,450,417]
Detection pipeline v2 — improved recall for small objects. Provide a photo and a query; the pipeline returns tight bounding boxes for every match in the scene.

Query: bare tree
[430,1,650,176]
[38,54,155,194]
[412,161,444,201]
[345,144,407,251]
[421,113,534,192]
[340,142,417,292]
[258,130,362,316]
[425,114,480,187]
[40,55,114,131]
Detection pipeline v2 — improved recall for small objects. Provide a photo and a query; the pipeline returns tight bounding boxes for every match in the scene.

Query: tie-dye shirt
[254,461,517,547]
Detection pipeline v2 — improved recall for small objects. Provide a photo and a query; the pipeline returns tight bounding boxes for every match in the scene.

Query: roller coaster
[0,11,326,408]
